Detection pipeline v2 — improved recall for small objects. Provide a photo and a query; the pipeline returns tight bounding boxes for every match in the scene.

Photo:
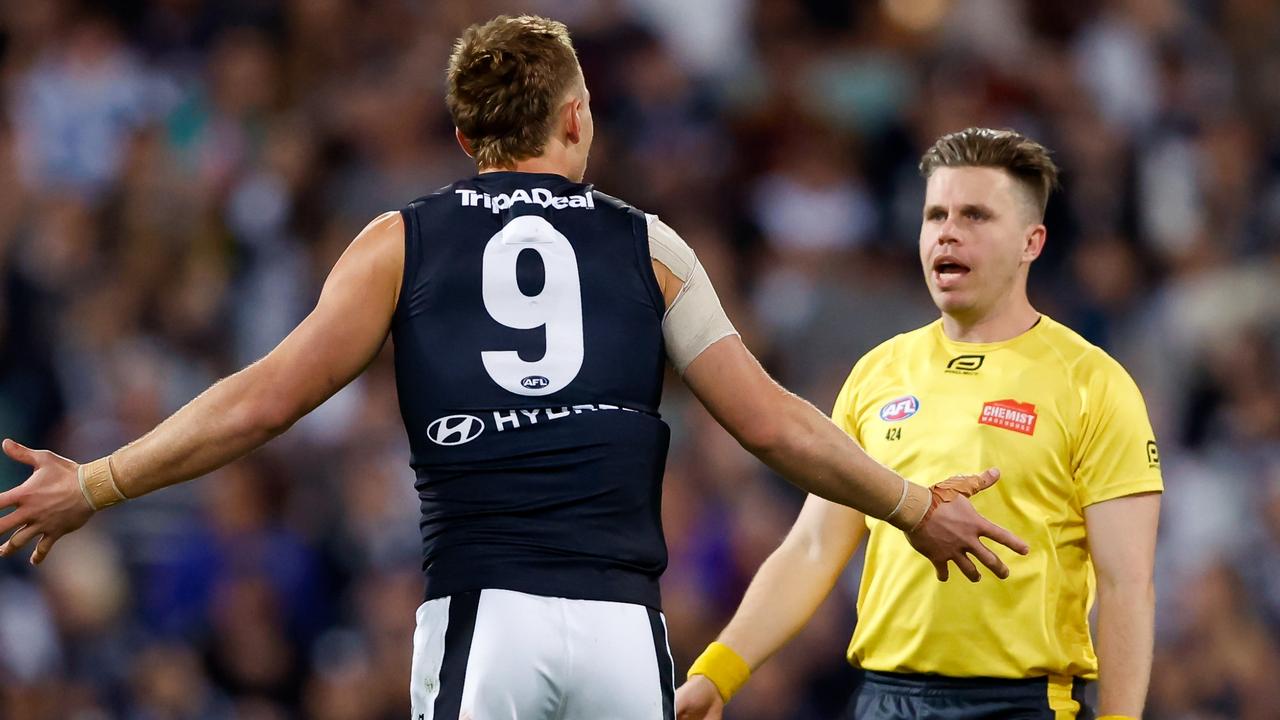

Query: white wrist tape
[883,476,911,523]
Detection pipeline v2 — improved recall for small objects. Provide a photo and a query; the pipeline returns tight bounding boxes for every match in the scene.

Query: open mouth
[932,258,971,279]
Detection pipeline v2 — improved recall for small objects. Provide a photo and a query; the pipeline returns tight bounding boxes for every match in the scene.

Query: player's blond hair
[919,128,1060,219]
[446,15,582,170]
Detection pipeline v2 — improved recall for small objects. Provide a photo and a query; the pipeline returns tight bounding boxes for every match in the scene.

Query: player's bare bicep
[328,211,405,307]
[304,210,404,367]
[256,212,406,419]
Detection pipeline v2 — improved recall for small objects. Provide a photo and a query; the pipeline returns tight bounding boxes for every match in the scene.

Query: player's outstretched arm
[682,337,914,519]
[680,337,1028,580]
[0,212,405,564]
[676,495,866,717]
[1085,492,1160,720]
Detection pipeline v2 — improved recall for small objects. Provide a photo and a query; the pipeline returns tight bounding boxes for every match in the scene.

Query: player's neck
[940,299,1040,344]
[479,149,581,181]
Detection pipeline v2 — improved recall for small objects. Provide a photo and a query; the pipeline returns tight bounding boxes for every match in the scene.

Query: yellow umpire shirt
[833,316,1163,683]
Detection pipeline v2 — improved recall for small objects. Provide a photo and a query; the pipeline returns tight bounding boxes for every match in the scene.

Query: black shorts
[848,671,1094,719]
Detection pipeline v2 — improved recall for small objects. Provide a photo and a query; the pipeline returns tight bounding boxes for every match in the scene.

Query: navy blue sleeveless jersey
[393,172,670,609]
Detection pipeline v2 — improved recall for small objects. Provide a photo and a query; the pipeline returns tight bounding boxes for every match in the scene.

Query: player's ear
[1023,224,1046,263]
[455,128,476,159]
[563,96,583,145]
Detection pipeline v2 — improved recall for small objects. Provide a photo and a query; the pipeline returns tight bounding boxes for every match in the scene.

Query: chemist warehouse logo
[978,399,1038,436]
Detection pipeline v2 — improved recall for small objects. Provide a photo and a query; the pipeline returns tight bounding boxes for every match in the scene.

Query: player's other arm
[646,216,1027,580]
[1086,492,1160,719]
[681,337,921,521]
[676,495,866,718]
[685,336,1029,582]
[0,212,405,563]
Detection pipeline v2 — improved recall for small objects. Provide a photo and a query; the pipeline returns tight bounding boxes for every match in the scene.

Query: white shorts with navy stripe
[410,589,675,719]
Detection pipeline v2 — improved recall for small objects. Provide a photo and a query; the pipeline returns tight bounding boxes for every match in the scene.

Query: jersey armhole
[630,207,666,319]
[394,201,424,326]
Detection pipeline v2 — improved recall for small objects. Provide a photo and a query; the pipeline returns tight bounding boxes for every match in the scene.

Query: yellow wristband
[687,641,750,704]
[77,456,127,510]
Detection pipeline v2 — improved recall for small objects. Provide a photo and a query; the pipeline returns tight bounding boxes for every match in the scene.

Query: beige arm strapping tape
[647,215,739,374]
[77,456,127,510]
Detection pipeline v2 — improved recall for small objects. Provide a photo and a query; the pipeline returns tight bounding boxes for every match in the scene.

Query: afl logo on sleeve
[427,414,486,446]
[879,395,920,422]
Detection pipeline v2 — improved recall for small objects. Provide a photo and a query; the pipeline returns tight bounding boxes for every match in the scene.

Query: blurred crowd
[1,0,1278,718]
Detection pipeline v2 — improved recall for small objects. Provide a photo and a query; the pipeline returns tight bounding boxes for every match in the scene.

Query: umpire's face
[918,166,1045,322]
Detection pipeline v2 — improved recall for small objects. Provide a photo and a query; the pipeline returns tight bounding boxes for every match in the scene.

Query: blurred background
[0,0,1278,718]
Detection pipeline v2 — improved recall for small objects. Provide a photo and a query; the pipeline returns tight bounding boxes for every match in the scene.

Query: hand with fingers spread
[0,438,99,565]
[905,468,1030,582]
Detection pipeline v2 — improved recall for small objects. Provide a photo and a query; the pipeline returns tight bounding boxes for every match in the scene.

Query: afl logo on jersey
[521,375,550,390]
[879,395,920,422]
[427,414,485,446]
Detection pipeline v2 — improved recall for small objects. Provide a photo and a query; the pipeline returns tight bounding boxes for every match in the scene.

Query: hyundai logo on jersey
[879,395,920,422]
[426,414,485,446]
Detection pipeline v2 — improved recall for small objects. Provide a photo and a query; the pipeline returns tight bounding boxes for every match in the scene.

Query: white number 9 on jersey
[481,215,584,396]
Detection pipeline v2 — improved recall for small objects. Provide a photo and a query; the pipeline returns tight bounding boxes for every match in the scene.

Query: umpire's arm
[1085,492,1160,719]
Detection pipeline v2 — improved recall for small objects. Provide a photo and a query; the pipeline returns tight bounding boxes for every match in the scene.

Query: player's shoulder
[361,210,404,234]
[1035,316,1136,386]
[590,187,650,220]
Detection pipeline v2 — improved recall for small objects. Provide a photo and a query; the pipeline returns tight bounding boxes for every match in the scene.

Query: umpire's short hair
[920,128,1060,219]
